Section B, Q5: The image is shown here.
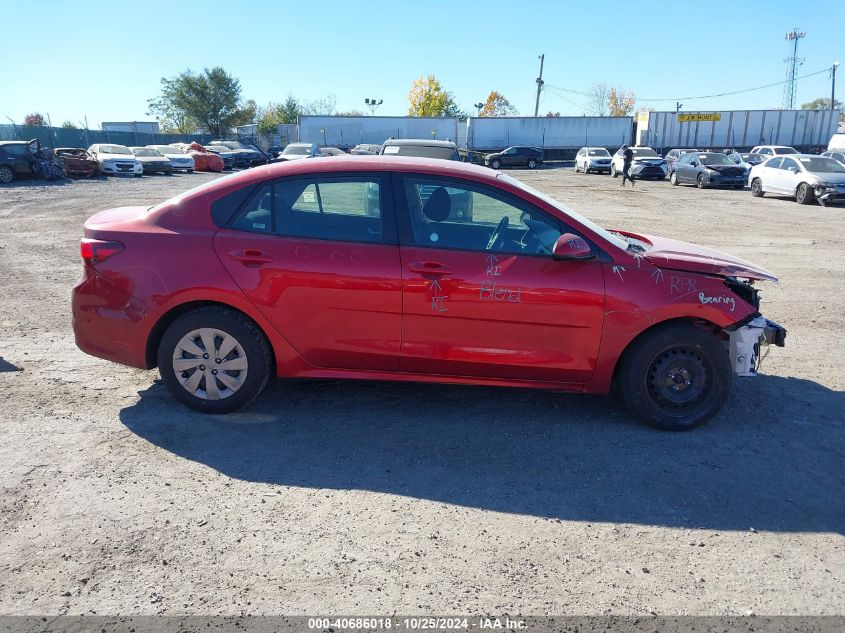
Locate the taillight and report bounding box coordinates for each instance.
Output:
[80,238,124,264]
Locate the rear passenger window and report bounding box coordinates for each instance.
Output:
[231,184,273,232]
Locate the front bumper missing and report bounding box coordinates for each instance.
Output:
[728,316,786,376]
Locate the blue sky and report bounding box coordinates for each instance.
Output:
[3,0,843,127]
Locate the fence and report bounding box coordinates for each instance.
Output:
[0,124,221,149]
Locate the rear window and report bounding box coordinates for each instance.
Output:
[382,144,458,160]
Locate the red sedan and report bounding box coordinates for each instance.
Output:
[72,157,785,430]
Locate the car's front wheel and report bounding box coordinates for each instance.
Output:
[157,307,272,413]
[670,171,679,186]
[527,159,537,169]
[0,166,14,184]
[610,164,618,178]
[616,323,732,431]
[697,174,707,189]
[490,159,501,170]
[796,182,815,205]
[751,178,764,197]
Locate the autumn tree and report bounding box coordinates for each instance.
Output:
[586,83,610,116]
[408,75,463,117]
[608,88,636,116]
[147,67,254,137]
[24,113,45,126]
[479,91,517,117]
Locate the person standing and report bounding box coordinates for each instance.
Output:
[620,145,635,187]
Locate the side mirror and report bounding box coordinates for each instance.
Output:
[553,233,594,261]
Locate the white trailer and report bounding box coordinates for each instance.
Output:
[466,116,633,152]
[298,116,462,148]
[638,109,842,152]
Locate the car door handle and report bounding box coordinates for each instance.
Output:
[408,261,452,276]
[229,249,273,265]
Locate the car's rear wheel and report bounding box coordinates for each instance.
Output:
[796,182,815,205]
[157,307,272,413]
[617,323,732,431]
[751,178,764,197]
[670,172,679,186]
[490,159,501,170]
[0,166,14,184]
[611,164,618,178]
[527,159,537,169]
[697,174,707,189]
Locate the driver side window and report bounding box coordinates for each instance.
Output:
[401,177,563,256]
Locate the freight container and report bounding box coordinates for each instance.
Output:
[298,116,462,148]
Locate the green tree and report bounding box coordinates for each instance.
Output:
[147,67,254,137]
[60,120,78,129]
[479,91,517,117]
[801,97,843,110]
[408,75,463,117]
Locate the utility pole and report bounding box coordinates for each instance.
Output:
[782,28,806,110]
[832,62,840,112]
[534,54,545,117]
[675,102,682,113]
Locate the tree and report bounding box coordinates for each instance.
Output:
[302,95,337,116]
[545,111,561,117]
[337,110,365,117]
[24,113,45,126]
[801,97,843,110]
[586,83,610,116]
[408,75,463,117]
[479,91,517,117]
[147,67,254,137]
[278,94,303,123]
[61,120,78,129]
[608,88,636,116]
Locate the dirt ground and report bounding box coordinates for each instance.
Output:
[0,167,842,617]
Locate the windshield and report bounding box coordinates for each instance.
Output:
[223,141,247,150]
[99,145,132,155]
[773,147,798,155]
[382,144,458,160]
[150,145,184,154]
[496,173,629,251]
[699,153,734,166]
[132,148,162,157]
[283,145,311,155]
[631,148,658,157]
[798,156,845,173]
[588,148,610,157]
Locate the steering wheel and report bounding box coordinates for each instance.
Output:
[485,216,509,251]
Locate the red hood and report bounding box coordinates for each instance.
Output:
[616,231,778,282]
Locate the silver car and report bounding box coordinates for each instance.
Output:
[749,154,845,205]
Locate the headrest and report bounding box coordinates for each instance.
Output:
[422,187,451,222]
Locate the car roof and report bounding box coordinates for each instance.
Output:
[382,139,457,148]
[0,141,29,146]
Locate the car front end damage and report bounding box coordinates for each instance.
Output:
[812,181,845,205]
[723,278,786,376]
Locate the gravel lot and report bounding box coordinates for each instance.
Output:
[0,168,842,617]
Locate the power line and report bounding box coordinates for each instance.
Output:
[544,66,831,104]
[543,85,586,110]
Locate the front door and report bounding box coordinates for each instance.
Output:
[395,175,605,383]
[214,173,402,371]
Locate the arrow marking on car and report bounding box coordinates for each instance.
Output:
[612,265,625,281]
[652,268,664,284]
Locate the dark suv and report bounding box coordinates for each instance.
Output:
[0,139,64,183]
[484,146,543,170]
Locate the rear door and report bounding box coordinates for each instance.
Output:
[214,173,403,371]
[394,174,605,383]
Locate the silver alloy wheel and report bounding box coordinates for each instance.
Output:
[0,167,13,183]
[172,328,248,400]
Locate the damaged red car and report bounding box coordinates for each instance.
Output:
[54,148,99,178]
[72,157,786,430]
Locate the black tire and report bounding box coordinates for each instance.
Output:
[670,171,679,186]
[575,161,581,173]
[0,165,15,184]
[697,174,707,189]
[751,178,764,197]
[616,323,732,431]
[187,169,194,174]
[490,159,501,170]
[611,164,618,178]
[796,182,815,205]
[527,158,537,169]
[157,307,272,414]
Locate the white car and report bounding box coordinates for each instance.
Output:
[273,142,322,162]
[146,145,195,172]
[826,133,845,152]
[87,144,143,176]
[821,150,845,166]
[574,147,612,174]
[749,154,845,205]
[749,145,798,157]
[610,146,668,180]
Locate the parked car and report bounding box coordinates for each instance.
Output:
[663,149,699,174]
[610,147,668,180]
[146,145,195,173]
[670,152,747,189]
[727,152,767,171]
[88,144,143,176]
[202,145,236,170]
[72,156,785,430]
[272,142,322,162]
[380,139,460,161]
[208,141,266,167]
[749,145,798,157]
[320,147,347,157]
[0,139,66,183]
[350,143,382,155]
[130,147,173,175]
[484,146,543,170]
[827,133,845,152]
[820,150,845,165]
[53,147,99,178]
[749,154,845,205]
[574,147,612,174]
